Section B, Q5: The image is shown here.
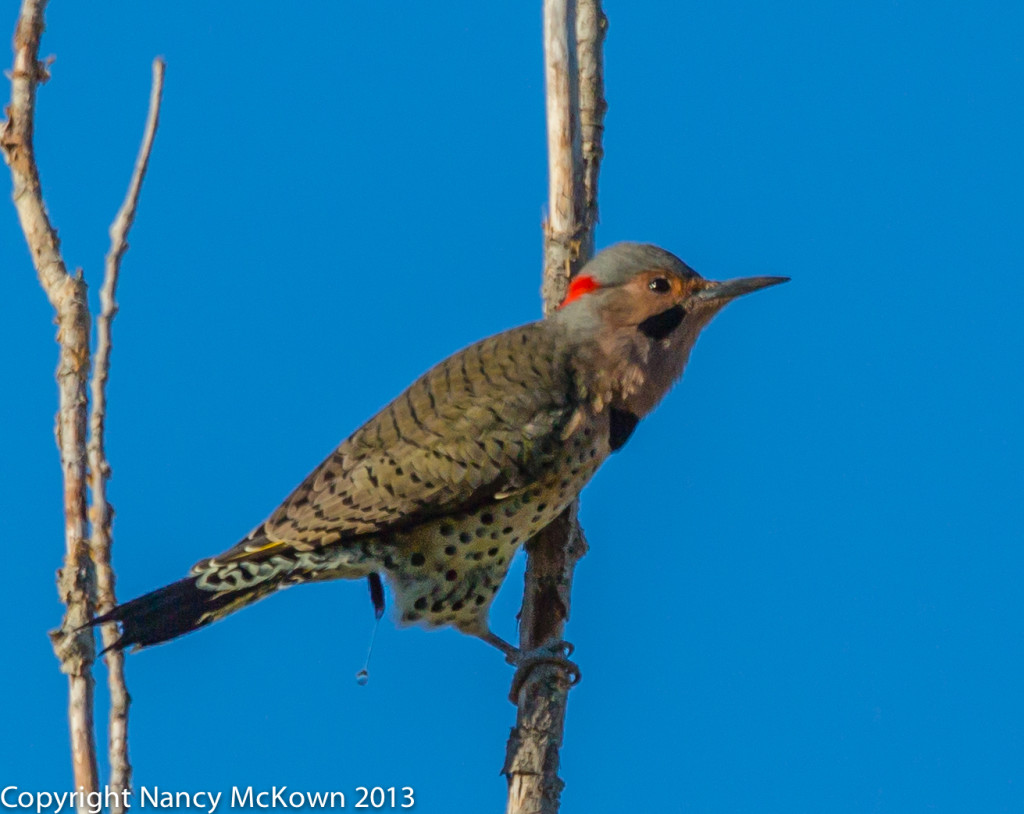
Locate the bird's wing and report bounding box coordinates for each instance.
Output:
[212,322,580,561]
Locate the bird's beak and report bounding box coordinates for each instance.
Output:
[696,276,790,303]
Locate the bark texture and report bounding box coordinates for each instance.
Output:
[504,2,607,812]
[3,0,99,797]
[3,3,164,805]
[89,58,165,812]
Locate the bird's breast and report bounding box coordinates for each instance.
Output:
[382,413,612,632]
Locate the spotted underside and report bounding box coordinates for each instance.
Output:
[383,419,606,631]
[186,322,613,634]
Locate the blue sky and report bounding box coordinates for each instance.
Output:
[3,2,1023,812]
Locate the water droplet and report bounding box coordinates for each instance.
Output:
[355,669,369,686]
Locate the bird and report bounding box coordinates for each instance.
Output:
[91,243,786,675]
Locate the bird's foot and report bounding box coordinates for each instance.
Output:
[507,639,581,703]
[473,630,581,702]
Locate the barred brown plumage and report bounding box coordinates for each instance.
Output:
[90,243,787,673]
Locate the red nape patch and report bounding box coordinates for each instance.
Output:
[558,275,601,309]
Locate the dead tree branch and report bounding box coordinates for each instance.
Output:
[3,1,164,801]
[538,0,584,316]
[504,2,607,812]
[2,0,99,796]
[89,57,165,813]
[575,0,607,262]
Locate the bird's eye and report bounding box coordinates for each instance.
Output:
[648,277,671,294]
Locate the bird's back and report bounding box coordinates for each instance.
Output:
[189,319,610,633]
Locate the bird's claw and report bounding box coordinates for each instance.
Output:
[507,639,581,703]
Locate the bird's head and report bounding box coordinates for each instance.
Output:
[554,242,788,416]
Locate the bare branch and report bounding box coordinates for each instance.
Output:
[3,0,99,797]
[539,0,584,314]
[3,0,67,298]
[504,510,588,814]
[100,57,164,306]
[89,57,165,813]
[505,2,606,812]
[575,0,607,261]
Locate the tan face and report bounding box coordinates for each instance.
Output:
[630,268,697,299]
[599,267,713,332]
[583,267,729,418]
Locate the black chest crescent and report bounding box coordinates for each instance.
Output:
[609,408,640,452]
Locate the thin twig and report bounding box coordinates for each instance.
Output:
[2,0,100,799]
[504,2,607,812]
[89,57,165,814]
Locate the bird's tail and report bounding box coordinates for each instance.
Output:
[90,573,284,653]
[90,528,297,652]
[89,527,378,652]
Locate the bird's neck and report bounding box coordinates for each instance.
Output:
[579,325,699,419]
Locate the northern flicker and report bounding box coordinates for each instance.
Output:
[92,243,786,668]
